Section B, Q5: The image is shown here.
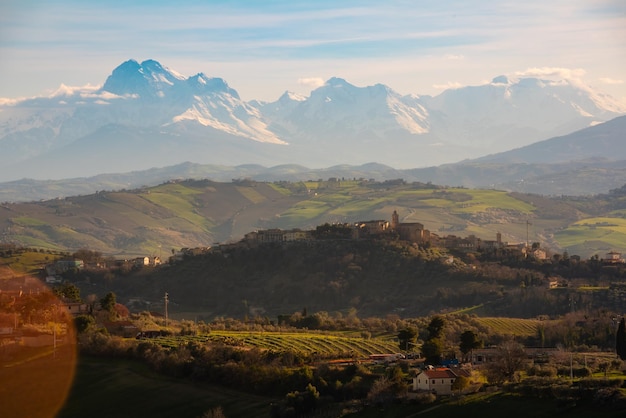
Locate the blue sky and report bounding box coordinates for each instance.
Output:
[1,0,625,102]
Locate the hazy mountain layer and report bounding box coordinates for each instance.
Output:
[1,116,625,202]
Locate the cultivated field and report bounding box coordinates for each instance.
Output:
[150,330,400,359]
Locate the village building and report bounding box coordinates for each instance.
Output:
[245,228,313,244]
[226,210,543,262]
[604,251,625,264]
[391,210,431,244]
[412,367,467,395]
[283,228,312,242]
[529,247,548,260]
[353,220,391,238]
[480,232,503,250]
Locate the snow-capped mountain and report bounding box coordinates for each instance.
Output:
[0,59,624,181]
[422,75,626,152]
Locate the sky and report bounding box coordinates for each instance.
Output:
[1,0,625,103]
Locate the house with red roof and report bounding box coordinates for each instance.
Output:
[412,367,460,395]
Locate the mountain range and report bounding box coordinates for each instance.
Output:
[1,115,625,203]
[1,59,625,184]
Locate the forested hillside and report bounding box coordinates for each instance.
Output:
[82,239,626,319]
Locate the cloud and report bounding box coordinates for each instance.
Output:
[432,81,463,91]
[444,54,464,60]
[49,83,100,97]
[514,67,586,80]
[298,77,325,90]
[0,98,19,106]
[0,83,137,106]
[599,77,624,85]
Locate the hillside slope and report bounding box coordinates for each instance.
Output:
[1,179,624,258]
[99,239,626,319]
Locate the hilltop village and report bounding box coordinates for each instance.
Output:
[207,210,548,261]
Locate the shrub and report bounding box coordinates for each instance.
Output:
[415,392,436,404]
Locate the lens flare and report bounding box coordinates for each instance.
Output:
[0,271,77,418]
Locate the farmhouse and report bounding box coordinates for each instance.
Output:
[412,367,459,395]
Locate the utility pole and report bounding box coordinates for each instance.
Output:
[164,292,169,327]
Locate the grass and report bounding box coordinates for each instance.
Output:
[555,217,626,250]
[235,185,268,204]
[280,200,331,223]
[12,216,49,227]
[57,356,274,418]
[347,391,626,418]
[142,192,213,230]
[329,198,388,217]
[393,189,535,214]
[267,183,292,195]
[0,249,59,275]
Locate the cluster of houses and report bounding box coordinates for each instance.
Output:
[45,256,162,284]
[239,210,541,256]
[207,210,626,266]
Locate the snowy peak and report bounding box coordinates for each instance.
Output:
[187,74,239,98]
[325,77,351,88]
[269,76,429,137]
[102,59,185,98]
[491,75,510,84]
[278,91,306,103]
[101,59,244,102]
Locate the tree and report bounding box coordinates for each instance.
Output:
[459,330,483,362]
[451,375,469,395]
[100,292,116,313]
[616,317,626,360]
[397,327,418,351]
[285,383,319,415]
[74,315,95,333]
[421,338,444,365]
[427,315,446,339]
[53,283,81,303]
[484,339,527,383]
[198,406,225,418]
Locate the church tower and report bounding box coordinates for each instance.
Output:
[391,210,399,230]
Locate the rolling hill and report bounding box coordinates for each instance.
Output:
[1,178,624,259]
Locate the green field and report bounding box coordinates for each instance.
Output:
[555,216,626,255]
[347,391,626,418]
[58,356,274,418]
[59,357,626,418]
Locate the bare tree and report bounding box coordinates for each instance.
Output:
[484,339,527,384]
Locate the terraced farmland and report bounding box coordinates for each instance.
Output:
[151,331,399,358]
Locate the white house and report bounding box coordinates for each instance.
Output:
[412,368,458,395]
